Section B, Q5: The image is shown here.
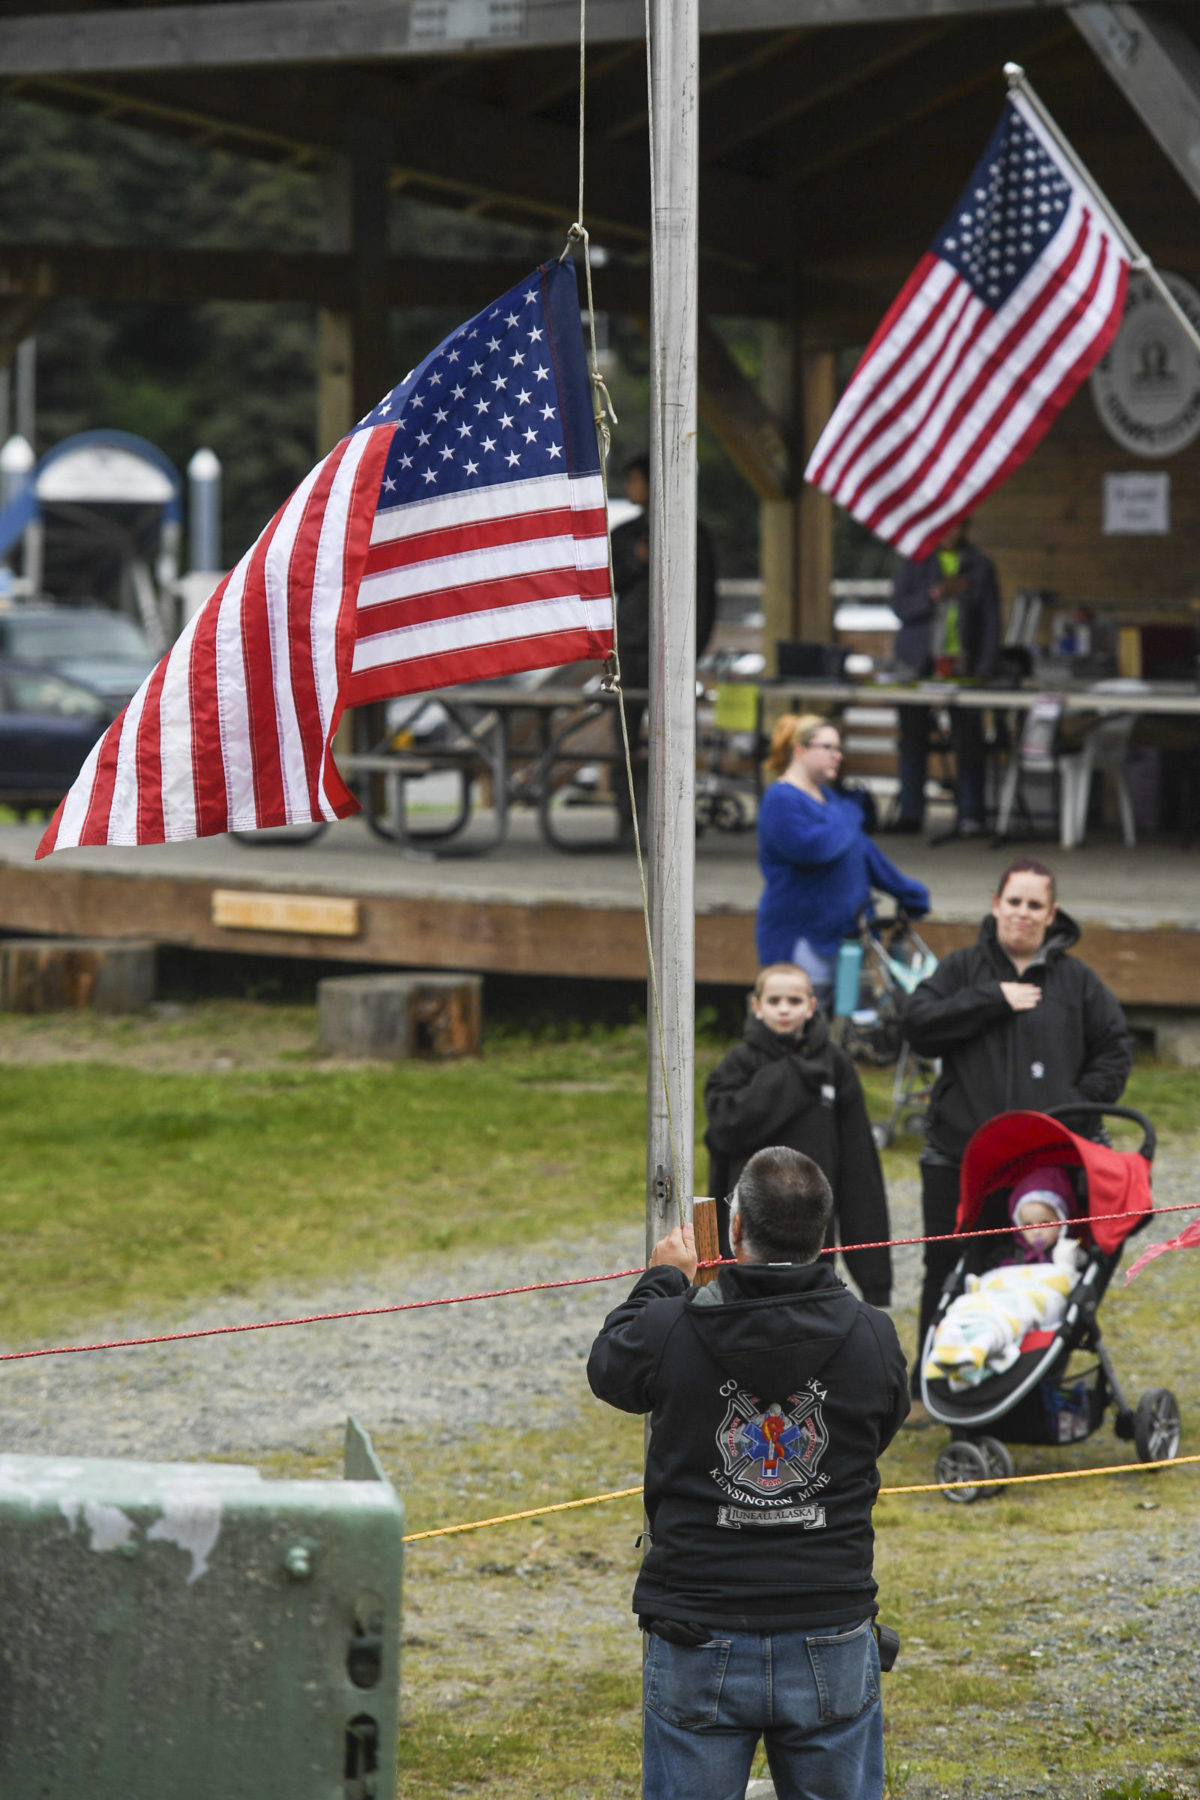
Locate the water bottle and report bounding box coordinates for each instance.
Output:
[833,940,863,1018]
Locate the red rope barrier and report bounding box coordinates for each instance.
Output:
[1,1202,1195,1366]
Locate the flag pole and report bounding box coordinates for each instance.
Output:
[645,0,698,1255]
[1005,61,1200,360]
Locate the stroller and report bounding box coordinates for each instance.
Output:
[920,1104,1182,1503]
[833,909,939,1149]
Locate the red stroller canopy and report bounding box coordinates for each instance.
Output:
[958,1111,1152,1255]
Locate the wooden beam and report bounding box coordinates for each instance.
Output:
[797,349,835,640]
[1071,1,1200,208]
[767,16,1073,184]
[0,857,1190,1004]
[700,20,953,162]
[0,241,338,306]
[347,112,393,420]
[317,154,354,456]
[381,79,788,268]
[758,319,801,668]
[0,0,1078,78]
[0,857,756,984]
[697,319,791,501]
[0,240,782,318]
[717,0,1068,22]
[14,59,786,269]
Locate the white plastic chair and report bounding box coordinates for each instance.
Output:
[995,698,1136,848]
[1057,714,1136,849]
[995,694,1067,841]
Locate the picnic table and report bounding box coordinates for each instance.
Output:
[234,681,646,857]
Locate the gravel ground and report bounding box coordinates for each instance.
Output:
[2,1155,1197,1799]
[3,1157,1192,1462]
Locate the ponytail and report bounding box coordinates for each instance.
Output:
[762,712,830,781]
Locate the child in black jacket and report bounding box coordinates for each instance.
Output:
[704,962,892,1306]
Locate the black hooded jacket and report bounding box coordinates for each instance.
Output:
[588,1261,908,1628]
[704,1009,892,1305]
[903,907,1132,1163]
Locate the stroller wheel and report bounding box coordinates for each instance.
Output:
[1134,1389,1182,1464]
[935,1440,990,1504]
[975,1436,1015,1490]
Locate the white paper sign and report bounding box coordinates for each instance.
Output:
[1102,472,1171,536]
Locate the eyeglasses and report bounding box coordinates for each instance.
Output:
[808,740,843,754]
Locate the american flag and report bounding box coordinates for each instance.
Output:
[38,259,612,856]
[804,93,1129,560]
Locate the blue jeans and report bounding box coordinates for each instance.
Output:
[642,1617,883,1800]
[790,938,834,1011]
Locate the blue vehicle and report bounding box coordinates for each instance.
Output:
[0,657,112,816]
[0,605,157,710]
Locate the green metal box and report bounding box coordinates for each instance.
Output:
[0,1418,402,1798]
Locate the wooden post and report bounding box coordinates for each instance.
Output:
[318,973,482,1060]
[346,112,394,422]
[317,155,354,456]
[692,1197,721,1287]
[0,938,156,1014]
[645,0,698,1259]
[316,115,393,449]
[758,320,799,675]
[319,121,393,758]
[797,348,837,643]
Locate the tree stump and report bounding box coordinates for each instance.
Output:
[0,938,157,1015]
[317,972,482,1060]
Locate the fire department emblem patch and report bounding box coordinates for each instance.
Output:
[715,1382,829,1497]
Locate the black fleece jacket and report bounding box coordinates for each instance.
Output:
[903,908,1132,1162]
[588,1261,909,1628]
[704,1010,892,1305]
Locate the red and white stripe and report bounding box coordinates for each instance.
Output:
[346,471,612,703]
[805,102,1129,561]
[39,425,392,854]
[37,442,615,857]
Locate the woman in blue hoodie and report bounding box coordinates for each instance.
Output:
[756,714,930,1005]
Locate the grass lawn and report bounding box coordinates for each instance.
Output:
[3,1004,1199,1796]
[0,1008,657,1342]
[2,1003,1194,1343]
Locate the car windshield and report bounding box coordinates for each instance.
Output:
[5,667,107,720]
[8,613,152,661]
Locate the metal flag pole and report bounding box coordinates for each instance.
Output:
[1005,61,1200,360]
[645,0,698,1256]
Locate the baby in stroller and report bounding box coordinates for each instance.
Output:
[1008,1167,1085,1271]
[920,1105,1179,1496]
[925,1166,1084,1391]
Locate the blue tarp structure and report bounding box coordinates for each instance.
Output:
[0,430,182,558]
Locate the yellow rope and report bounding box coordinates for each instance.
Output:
[878,1451,1200,1497]
[404,1455,1199,1542]
[404,1484,644,1542]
